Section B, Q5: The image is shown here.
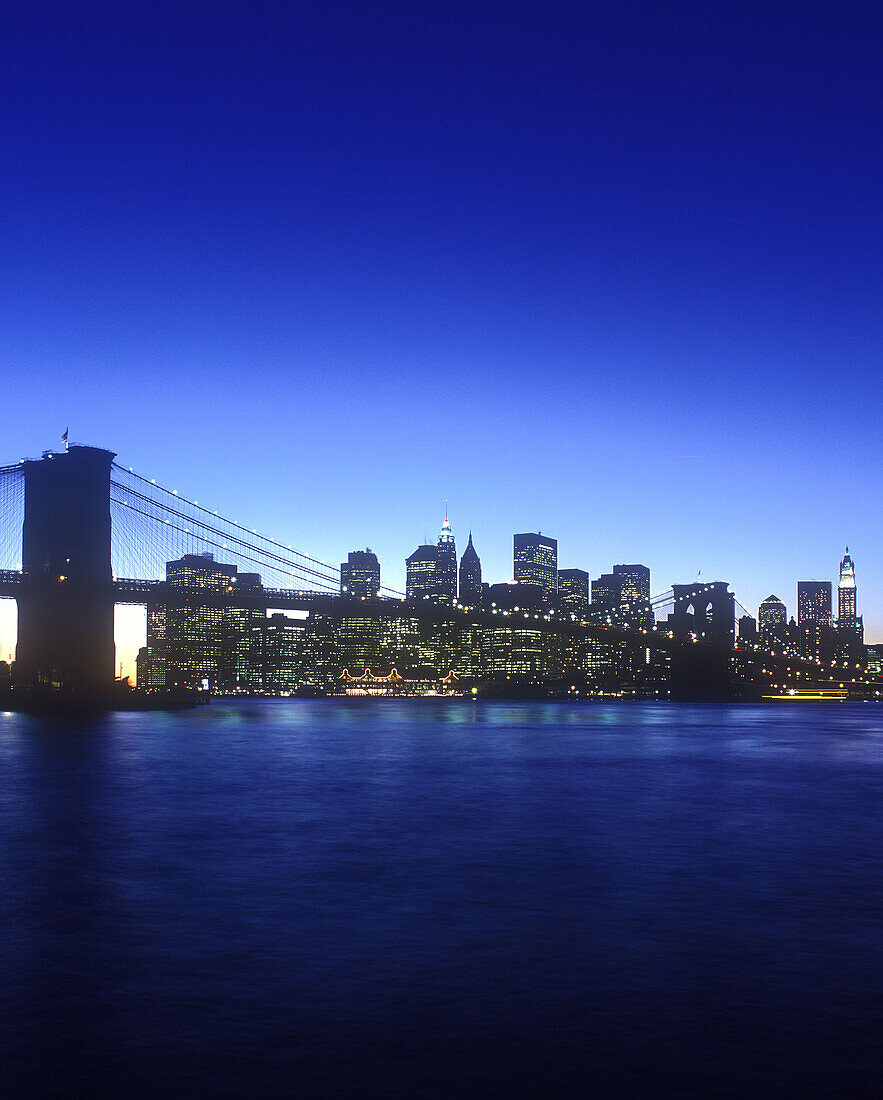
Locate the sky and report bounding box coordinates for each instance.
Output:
[1,1,882,673]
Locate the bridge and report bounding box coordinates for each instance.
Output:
[0,443,880,701]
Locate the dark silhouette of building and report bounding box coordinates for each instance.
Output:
[458,532,482,606]
[15,445,116,693]
[591,572,621,621]
[797,580,833,661]
[737,615,758,644]
[340,549,380,599]
[557,568,589,614]
[514,532,557,602]
[437,509,457,599]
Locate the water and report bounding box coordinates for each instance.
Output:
[1,700,882,1096]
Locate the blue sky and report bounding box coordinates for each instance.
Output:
[2,1,882,669]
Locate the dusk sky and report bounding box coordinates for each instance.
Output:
[2,1,882,670]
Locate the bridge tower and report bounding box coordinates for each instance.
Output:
[15,445,116,693]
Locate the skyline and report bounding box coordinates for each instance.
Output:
[0,443,874,685]
[3,3,882,657]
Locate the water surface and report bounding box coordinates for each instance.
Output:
[1,700,881,1095]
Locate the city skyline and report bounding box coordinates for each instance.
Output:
[3,4,882,657]
[0,465,876,682]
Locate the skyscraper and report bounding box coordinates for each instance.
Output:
[436,508,457,600]
[836,547,864,661]
[797,580,833,661]
[340,549,381,599]
[514,532,557,602]
[837,547,857,624]
[458,532,482,606]
[149,553,264,691]
[613,563,651,627]
[758,594,786,639]
[557,568,589,614]
[591,572,621,621]
[406,544,440,600]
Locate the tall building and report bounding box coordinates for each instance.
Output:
[591,572,621,620]
[557,568,590,614]
[458,532,482,606]
[837,547,857,624]
[758,594,786,638]
[613,563,651,627]
[436,509,457,599]
[341,549,381,599]
[514,532,557,602]
[835,547,864,661]
[406,544,441,600]
[797,580,833,661]
[147,553,264,692]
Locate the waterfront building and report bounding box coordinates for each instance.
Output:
[147,553,264,692]
[335,614,385,674]
[514,532,557,602]
[458,533,482,606]
[340,549,381,599]
[557,568,589,614]
[437,509,457,599]
[260,613,316,693]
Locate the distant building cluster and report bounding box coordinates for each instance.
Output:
[134,520,871,697]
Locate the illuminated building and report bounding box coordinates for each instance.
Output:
[797,580,833,661]
[437,509,457,600]
[835,547,864,661]
[557,569,589,614]
[334,614,384,673]
[458,532,482,606]
[341,549,381,599]
[406,544,441,600]
[838,547,857,620]
[259,613,319,692]
[514,532,557,602]
[613,564,651,627]
[758,595,786,640]
[591,573,621,621]
[147,553,264,692]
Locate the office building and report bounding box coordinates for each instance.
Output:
[436,510,457,599]
[341,549,381,599]
[797,580,833,661]
[147,553,264,692]
[557,569,590,614]
[514,532,557,602]
[613,563,652,627]
[835,547,864,661]
[406,543,441,600]
[458,532,482,606]
[591,572,622,621]
[758,595,786,639]
[837,547,861,634]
